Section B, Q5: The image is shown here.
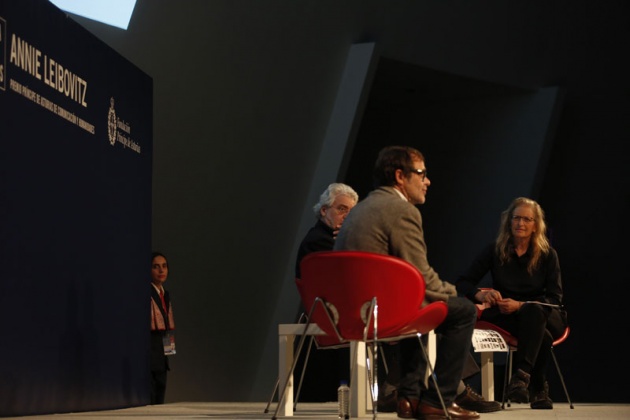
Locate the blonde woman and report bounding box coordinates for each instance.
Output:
[456,197,567,410]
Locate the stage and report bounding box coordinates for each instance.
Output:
[8,402,630,419]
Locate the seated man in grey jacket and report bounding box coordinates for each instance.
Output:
[335,145,486,419]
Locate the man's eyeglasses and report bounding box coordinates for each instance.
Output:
[331,205,351,215]
[512,215,535,224]
[410,168,428,181]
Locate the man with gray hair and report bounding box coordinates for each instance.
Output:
[295,183,358,278]
[292,182,359,402]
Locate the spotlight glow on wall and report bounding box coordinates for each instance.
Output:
[49,0,137,30]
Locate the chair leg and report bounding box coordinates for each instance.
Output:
[359,298,379,420]
[370,301,378,419]
[416,333,450,420]
[550,346,574,409]
[367,341,378,420]
[501,350,512,409]
[378,343,389,376]
[263,377,279,413]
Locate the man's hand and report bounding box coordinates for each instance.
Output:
[475,288,503,306]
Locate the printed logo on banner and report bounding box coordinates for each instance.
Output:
[0,16,6,91]
[108,97,117,145]
[107,96,141,154]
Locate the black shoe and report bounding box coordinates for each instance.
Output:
[506,369,530,403]
[455,385,502,413]
[530,390,553,409]
[530,382,553,409]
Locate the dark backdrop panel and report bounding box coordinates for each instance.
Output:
[538,93,630,403]
[0,0,152,416]
[344,66,561,283]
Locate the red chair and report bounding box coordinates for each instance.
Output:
[271,250,449,420]
[474,319,574,409]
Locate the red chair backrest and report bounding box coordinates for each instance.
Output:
[553,326,570,346]
[297,250,427,341]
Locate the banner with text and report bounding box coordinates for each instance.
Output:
[0,0,152,416]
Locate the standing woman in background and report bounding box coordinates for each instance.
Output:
[150,252,176,404]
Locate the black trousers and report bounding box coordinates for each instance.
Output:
[150,370,167,404]
[479,303,567,392]
[398,296,477,407]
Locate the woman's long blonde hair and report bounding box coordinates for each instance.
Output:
[495,197,550,275]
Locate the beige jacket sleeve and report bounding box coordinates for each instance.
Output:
[390,201,457,302]
[335,187,456,303]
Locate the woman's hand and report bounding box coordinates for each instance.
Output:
[497,298,522,314]
[475,289,503,306]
